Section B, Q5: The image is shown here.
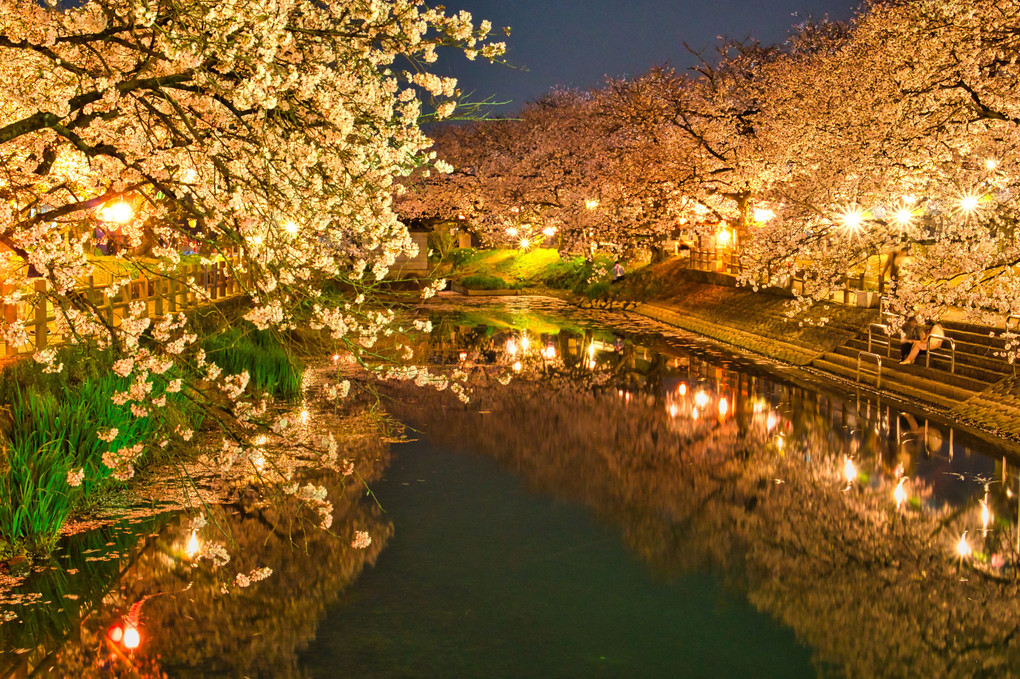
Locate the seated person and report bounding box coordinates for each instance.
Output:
[899,317,921,360]
[900,321,945,365]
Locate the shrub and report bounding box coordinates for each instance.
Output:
[460,274,509,290]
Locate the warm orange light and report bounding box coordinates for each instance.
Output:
[843,457,857,484]
[892,207,914,227]
[542,226,557,237]
[585,199,599,210]
[838,206,866,233]
[122,626,141,650]
[958,193,980,213]
[894,478,907,509]
[185,530,200,558]
[108,625,124,643]
[100,201,133,223]
[718,397,729,417]
[507,226,518,237]
[753,207,775,223]
[956,532,972,559]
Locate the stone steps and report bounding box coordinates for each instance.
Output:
[812,350,980,410]
[839,339,1009,386]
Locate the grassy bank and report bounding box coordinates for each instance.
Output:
[441,248,617,297]
[0,327,304,555]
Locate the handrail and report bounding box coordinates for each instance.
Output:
[1007,314,1020,334]
[857,351,882,389]
[925,335,956,374]
[868,323,892,357]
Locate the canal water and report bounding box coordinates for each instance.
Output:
[3,297,1020,677]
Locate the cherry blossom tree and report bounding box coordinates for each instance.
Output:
[0,0,502,519]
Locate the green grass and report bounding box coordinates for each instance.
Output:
[0,360,198,550]
[202,328,304,400]
[445,248,613,292]
[460,274,509,290]
[0,326,301,551]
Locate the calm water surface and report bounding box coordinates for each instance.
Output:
[3,297,1020,678]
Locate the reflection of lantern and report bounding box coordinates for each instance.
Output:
[718,397,729,417]
[894,478,907,510]
[678,383,687,396]
[185,530,200,558]
[956,532,972,559]
[843,457,857,485]
[694,391,709,408]
[123,626,141,649]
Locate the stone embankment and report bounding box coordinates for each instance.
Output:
[621,265,1020,442]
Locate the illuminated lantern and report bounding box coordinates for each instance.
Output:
[123,626,141,650]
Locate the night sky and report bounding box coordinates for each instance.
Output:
[435,0,862,114]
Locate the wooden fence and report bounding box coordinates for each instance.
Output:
[1,259,246,357]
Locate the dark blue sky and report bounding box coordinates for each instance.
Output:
[436,0,862,113]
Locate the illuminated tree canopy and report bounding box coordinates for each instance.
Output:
[404,0,1020,329]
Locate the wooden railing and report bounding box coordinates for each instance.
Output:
[2,258,247,356]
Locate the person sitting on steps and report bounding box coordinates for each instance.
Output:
[900,320,945,365]
[899,317,921,360]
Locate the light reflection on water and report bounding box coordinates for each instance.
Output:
[4,297,1020,677]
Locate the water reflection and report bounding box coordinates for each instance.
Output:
[381,299,1020,677]
[0,403,393,678]
[5,298,1020,677]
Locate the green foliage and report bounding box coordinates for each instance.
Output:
[446,247,480,267]
[460,274,509,290]
[583,281,611,299]
[0,356,197,549]
[203,328,304,400]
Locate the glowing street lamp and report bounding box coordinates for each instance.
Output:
[100,200,134,223]
[694,390,709,408]
[985,158,998,171]
[753,207,775,224]
[838,206,866,234]
[284,221,299,235]
[892,207,914,228]
[717,227,732,247]
[520,237,531,250]
[542,226,557,237]
[585,199,599,210]
[958,193,981,214]
[507,226,519,238]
